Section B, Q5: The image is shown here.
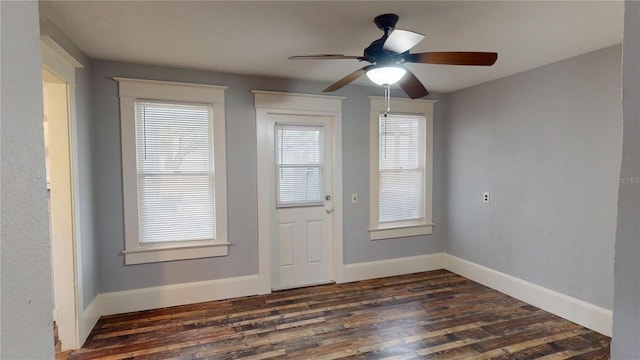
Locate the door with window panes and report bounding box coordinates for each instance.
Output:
[273,114,333,289]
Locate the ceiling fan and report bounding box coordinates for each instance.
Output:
[289,13,498,99]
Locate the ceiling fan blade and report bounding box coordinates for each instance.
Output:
[323,66,370,92]
[383,30,426,54]
[398,68,429,99]
[289,54,362,60]
[404,52,498,66]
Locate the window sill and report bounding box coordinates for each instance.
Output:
[123,242,229,265]
[369,223,434,240]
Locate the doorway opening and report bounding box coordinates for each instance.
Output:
[43,67,78,352]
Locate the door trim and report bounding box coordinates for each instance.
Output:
[254,91,344,292]
[41,38,83,350]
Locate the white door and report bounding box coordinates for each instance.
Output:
[272,114,333,289]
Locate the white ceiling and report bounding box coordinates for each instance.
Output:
[39,1,624,94]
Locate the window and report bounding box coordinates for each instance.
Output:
[117,78,229,264]
[275,124,324,208]
[378,113,425,223]
[369,97,435,240]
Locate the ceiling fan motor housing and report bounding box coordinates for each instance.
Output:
[364,14,401,64]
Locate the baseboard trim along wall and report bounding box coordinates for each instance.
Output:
[77,273,267,345]
[79,252,611,344]
[341,253,446,283]
[97,274,267,317]
[444,254,613,336]
[78,296,101,346]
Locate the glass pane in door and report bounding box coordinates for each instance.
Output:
[275,124,324,208]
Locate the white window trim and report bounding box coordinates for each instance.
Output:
[116,78,229,264]
[369,96,436,240]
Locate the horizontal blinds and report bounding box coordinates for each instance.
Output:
[379,113,426,223]
[136,101,215,243]
[275,124,324,207]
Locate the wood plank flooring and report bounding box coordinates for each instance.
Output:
[66,270,610,359]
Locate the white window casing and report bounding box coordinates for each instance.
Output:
[369,96,436,240]
[117,78,229,264]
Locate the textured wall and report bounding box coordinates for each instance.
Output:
[91,60,446,292]
[446,45,623,309]
[75,58,98,310]
[612,1,640,357]
[0,1,55,358]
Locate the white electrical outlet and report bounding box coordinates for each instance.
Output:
[351,193,359,204]
[483,192,490,204]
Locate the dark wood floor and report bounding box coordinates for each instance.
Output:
[66,270,610,359]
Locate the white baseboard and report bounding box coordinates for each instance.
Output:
[444,254,613,336]
[96,274,268,316]
[78,295,101,347]
[341,253,445,283]
[76,253,611,344]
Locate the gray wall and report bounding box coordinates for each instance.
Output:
[92,60,446,292]
[0,1,54,358]
[446,45,623,309]
[612,1,640,357]
[75,54,98,311]
[39,18,98,312]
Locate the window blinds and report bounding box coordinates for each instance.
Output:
[135,101,215,243]
[275,124,324,208]
[378,113,426,223]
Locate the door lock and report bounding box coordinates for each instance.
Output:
[325,195,331,201]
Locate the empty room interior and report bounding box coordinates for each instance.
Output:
[1,1,639,359]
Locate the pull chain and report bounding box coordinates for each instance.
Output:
[383,84,391,159]
[384,84,391,115]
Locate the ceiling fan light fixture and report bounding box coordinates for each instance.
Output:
[366,66,406,86]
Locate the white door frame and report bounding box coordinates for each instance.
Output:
[41,37,83,350]
[254,91,344,292]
